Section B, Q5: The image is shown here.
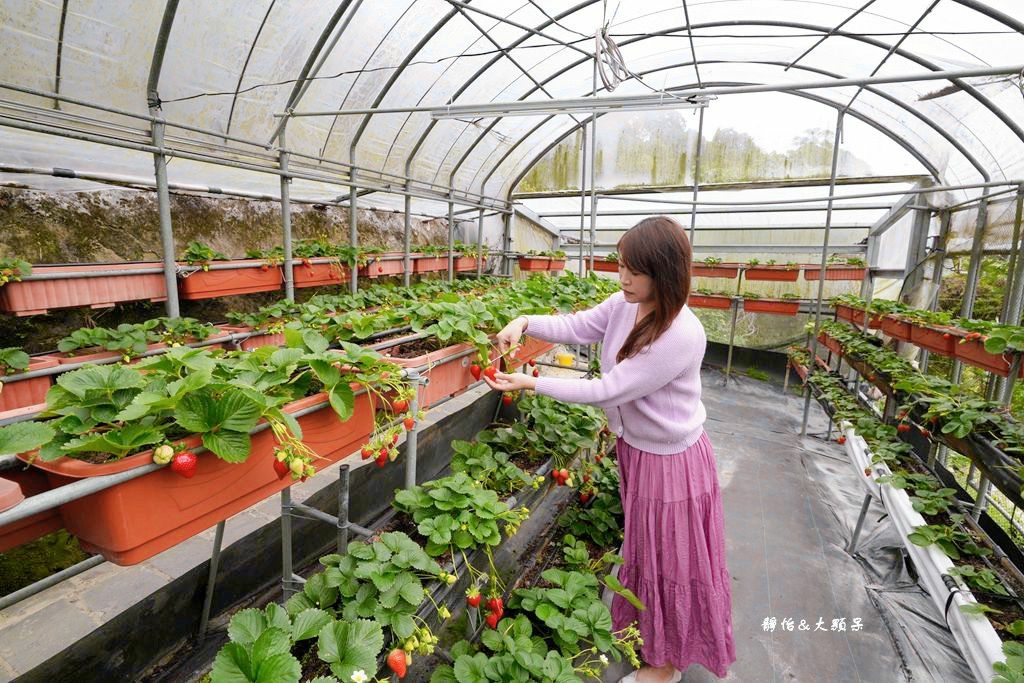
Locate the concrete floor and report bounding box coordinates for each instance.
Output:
[601,367,972,683]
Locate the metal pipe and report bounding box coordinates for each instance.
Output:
[403,190,412,288]
[405,371,421,491]
[150,118,179,319]
[198,520,225,636]
[349,181,358,295]
[291,502,341,527]
[338,464,350,553]
[847,492,874,554]
[281,487,295,597]
[540,205,895,217]
[476,209,484,278]
[279,128,295,302]
[1004,188,1024,325]
[806,111,844,362]
[578,124,587,276]
[447,192,455,283]
[0,554,104,611]
[952,193,991,387]
[689,106,705,245]
[723,298,740,387]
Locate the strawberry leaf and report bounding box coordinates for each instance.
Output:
[211,642,254,683]
[0,421,54,456]
[317,618,384,683]
[253,652,300,683]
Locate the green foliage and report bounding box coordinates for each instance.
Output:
[57,320,161,358]
[907,518,993,560]
[181,241,228,267]
[0,347,30,373]
[0,257,31,286]
[430,620,581,683]
[449,439,533,495]
[947,564,1009,596]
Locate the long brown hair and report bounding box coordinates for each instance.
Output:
[615,216,692,362]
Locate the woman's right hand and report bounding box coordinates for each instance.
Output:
[496,316,528,354]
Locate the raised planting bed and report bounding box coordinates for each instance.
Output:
[952,335,1024,378]
[742,297,800,315]
[586,260,619,273]
[0,466,64,552]
[382,336,497,408]
[0,356,59,413]
[689,294,733,310]
[803,265,867,281]
[691,263,741,278]
[909,322,957,355]
[16,391,375,565]
[412,255,448,273]
[453,255,482,272]
[881,313,913,341]
[518,257,565,272]
[0,263,168,316]
[743,265,800,282]
[817,330,843,357]
[835,303,883,329]
[504,336,556,371]
[291,258,350,288]
[361,252,406,278]
[177,259,282,299]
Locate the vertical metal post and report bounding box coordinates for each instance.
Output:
[198,521,225,636]
[404,373,421,490]
[447,191,455,282]
[1002,188,1024,324]
[151,119,180,319]
[902,200,932,294]
[921,210,951,375]
[578,125,588,276]
[1001,187,1024,321]
[279,127,295,302]
[801,111,844,437]
[724,297,739,387]
[689,107,705,246]
[847,493,873,554]
[337,464,350,554]
[349,178,358,295]
[476,209,484,278]
[952,194,990,386]
[281,488,295,597]
[588,109,598,272]
[403,189,412,287]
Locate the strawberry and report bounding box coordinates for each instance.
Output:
[392,399,409,413]
[273,459,289,479]
[375,452,387,468]
[864,467,872,476]
[289,458,305,477]
[486,597,503,612]
[501,394,513,406]
[579,492,591,503]
[378,264,385,273]
[836,435,846,444]
[551,470,561,482]
[361,447,374,460]
[595,454,603,463]
[170,451,198,479]
[897,423,911,433]
[470,364,482,380]
[152,444,174,466]
[484,612,500,629]
[528,359,536,367]
[380,447,390,460]
[919,428,931,438]
[532,369,540,377]
[466,589,481,608]
[484,366,497,381]
[392,433,400,445]
[404,417,416,431]
[583,474,591,483]
[386,649,408,678]
[559,468,569,481]
[942,333,952,339]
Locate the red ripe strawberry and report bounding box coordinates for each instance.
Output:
[470,364,482,380]
[942,333,952,339]
[919,428,931,438]
[559,468,569,481]
[380,447,390,459]
[837,436,846,445]
[532,369,540,377]
[579,492,591,503]
[377,264,385,273]
[864,467,872,476]
[897,423,911,433]
[466,590,481,608]
[486,596,503,612]
[375,452,387,468]
[897,410,908,420]
[595,454,603,463]
[501,394,513,406]
[386,649,408,678]
[403,417,416,431]
[485,611,500,629]
[484,366,497,381]
[583,474,591,483]
[392,399,409,413]
[528,359,536,367]
[392,433,400,445]
[551,470,561,482]
[361,447,374,460]
[273,459,289,479]
[171,451,198,479]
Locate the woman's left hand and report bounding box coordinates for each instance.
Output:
[483,370,537,393]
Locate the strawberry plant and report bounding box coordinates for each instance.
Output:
[993,641,1024,683]
[57,320,161,359]
[0,346,30,374]
[156,317,220,345]
[449,439,534,495]
[0,257,32,286]
[181,241,228,269]
[907,517,993,560]
[429,621,584,683]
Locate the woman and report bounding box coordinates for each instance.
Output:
[485,216,736,682]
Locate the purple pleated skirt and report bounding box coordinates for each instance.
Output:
[610,432,737,678]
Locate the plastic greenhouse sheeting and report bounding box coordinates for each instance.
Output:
[0,0,1022,218]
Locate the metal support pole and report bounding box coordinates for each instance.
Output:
[847,492,873,553]
[198,520,225,637]
[476,209,484,278]
[0,554,104,611]
[724,298,739,387]
[404,371,422,490]
[578,124,588,276]
[150,118,180,319]
[952,194,991,386]
[279,127,295,302]
[588,114,598,272]
[281,487,296,597]
[800,386,814,437]
[349,179,358,295]
[447,191,455,282]
[689,106,705,246]
[338,464,350,553]
[1002,188,1024,325]
[403,189,413,287]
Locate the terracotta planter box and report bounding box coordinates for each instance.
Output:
[742,298,800,316]
[881,314,912,341]
[691,263,741,278]
[0,356,59,413]
[178,260,282,300]
[453,256,482,272]
[548,259,566,271]
[18,391,374,565]
[585,260,618,273]
[909,322,956,356]
[218,325,285,351]
[688,294,733,310]
[0,465,65,552]
[792,362,809,382]
[834,304,882,329]
[954,337,1024,378]
[0,263,168,316]
[412,256,448,273]
[361,253,405,279]
[743,266,800,282]
[803,266,867,281]
[518,257,556,272]
[387,339,498,408]
[292,259,350,288]
[504,337,555,371]
[817,331,843,356]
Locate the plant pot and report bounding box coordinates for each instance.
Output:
[909,322,956,355]
[547,259,566,272]
[792,362,809,382]
[954,337,1024,378]
[177,260,282,300]
[0,466,65,552]
[0,263,168,316]
[412,256,448,273]
[386,340,498,408]
[517,257,553,272]
[0,356,60,412]
[803,266,867,281]
[17,391,375,565]
[453,256,482,272]
[817,331,842,356]
[743,265,799,282]
[691,263,740,278]
[292,259,350,288]
[585,260,618,273]
[743,298,800,315]
[834,304,882,329]
[361,253,406,278]
[688,294,733,310]
[504,337,555,371]
[881,314,912,341]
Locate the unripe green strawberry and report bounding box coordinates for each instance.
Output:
[152,444,174,465]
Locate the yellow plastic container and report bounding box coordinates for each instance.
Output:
[555,351,575,367]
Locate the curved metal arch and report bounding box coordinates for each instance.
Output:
[492,81,943,203]
[469,57,992,199]
[430,18,1022,194]
[224,0,278,139]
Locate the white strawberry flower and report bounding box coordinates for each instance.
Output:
[351,671,368,683]
[599,654,609,665]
